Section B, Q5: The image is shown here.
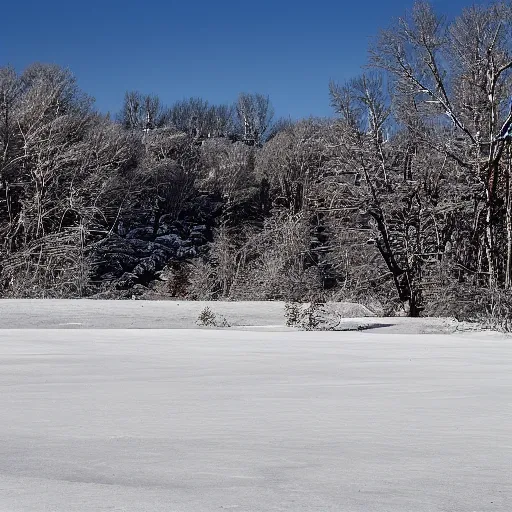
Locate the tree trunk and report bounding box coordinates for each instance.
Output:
[485,205,495,289]
[409,293,422,317]
[506,149,512,289]
[485,161,499,289]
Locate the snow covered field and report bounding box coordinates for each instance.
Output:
[0,301,510,511]
[0,299,466,332]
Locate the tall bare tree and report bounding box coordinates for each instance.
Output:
[235,92,274,146]
[167,98,234,139]
[120,91,165,131]
[370,1,512,288]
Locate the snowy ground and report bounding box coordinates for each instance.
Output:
[0,301,511,511]
[0,299,468,332]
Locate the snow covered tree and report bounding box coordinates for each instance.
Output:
[235,93,274,146]
[120,91,165,131]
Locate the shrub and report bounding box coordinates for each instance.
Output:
[425,285,512,332]
[285,301,334,330]
[196,306,230,328]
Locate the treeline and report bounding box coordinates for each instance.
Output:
[2,1,512,324]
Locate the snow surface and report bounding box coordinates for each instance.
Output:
[0,313,511,511]
[0,299,467,332]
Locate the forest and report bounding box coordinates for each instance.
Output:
[2,1,512,326]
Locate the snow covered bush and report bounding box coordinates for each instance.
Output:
[196,307,230,328]
[285,301,376,330]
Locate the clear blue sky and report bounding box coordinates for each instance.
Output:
[0,0,492,120]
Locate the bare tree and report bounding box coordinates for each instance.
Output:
[370,1,512,288]
[235,92,274,146]
[167,98,233,139]
[0,67,21,183]
[134,130,200,233]
[0,64,137,297]
[257,118,328,213]
[120,91,165,131]
[201,139,256,202]
[329,72,462,316]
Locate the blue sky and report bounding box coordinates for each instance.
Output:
[0,0,492,120]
